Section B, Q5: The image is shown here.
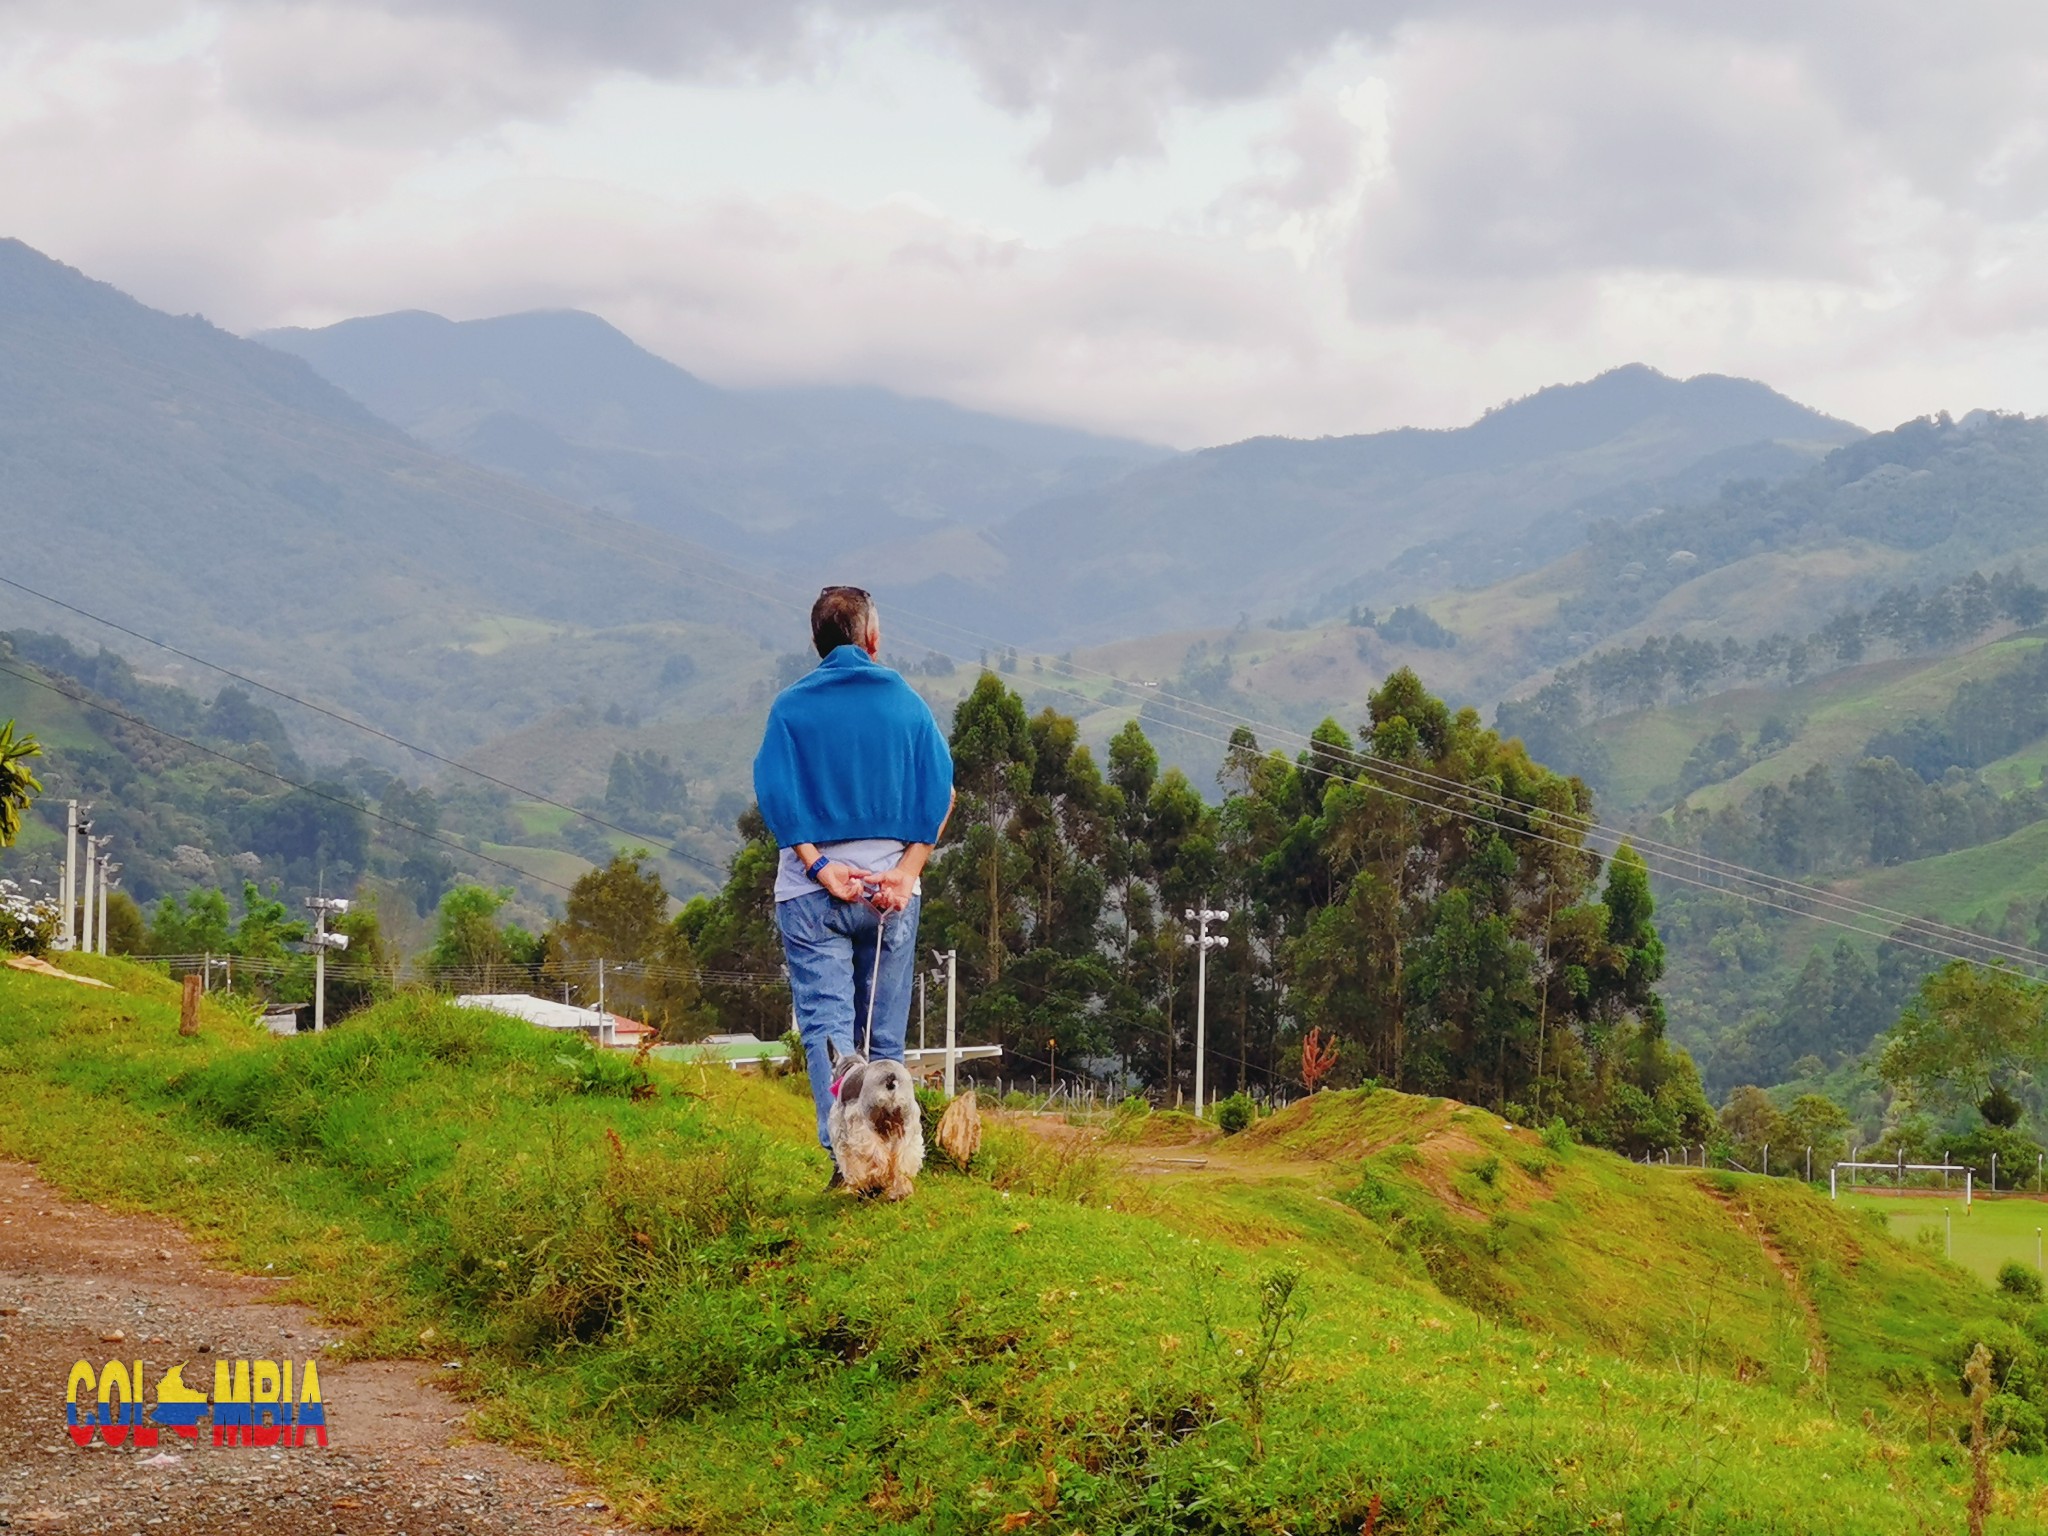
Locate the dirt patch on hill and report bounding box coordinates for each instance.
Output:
[0,1160,617,1535]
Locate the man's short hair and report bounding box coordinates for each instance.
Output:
[812,586,876,657]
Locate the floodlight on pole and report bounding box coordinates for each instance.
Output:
[305,896,352,1033]
[1182,907,1230,1117]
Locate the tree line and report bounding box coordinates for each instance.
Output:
[689,666,1710,1152]
[1497,567,2046,782]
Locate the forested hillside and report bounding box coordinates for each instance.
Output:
[1486,571,2048,1105]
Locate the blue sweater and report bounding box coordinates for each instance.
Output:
[752,647,954,848]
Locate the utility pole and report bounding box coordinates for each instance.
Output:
[98,860,116,955]
[58,801,78,950]
[1182,907,1230,1117]
[304,897,351,1032]
[932,948,958,1095]
[80,837,99,955]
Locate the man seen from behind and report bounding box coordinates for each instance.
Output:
[752,586,954,1188]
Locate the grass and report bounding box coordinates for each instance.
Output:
[477,841,596,891]
[5,957,2048,1531]
[1590,634,2048,812]
[1824,818,2048,938]
[1839,1191,2048,1287]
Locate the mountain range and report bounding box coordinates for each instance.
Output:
[258,309,1172,565]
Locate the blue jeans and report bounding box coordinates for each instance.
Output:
[776,891,922,1148]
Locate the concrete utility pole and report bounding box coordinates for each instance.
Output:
[304,897,351,1032]
[58,801,78,950]
[80,837,99,955]
[932,948,958,1096]
[97,860,116,955]
[1183,906,1230,1117]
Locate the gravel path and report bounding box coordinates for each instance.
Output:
[0,1162,618,1535]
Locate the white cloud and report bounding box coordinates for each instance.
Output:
[9,2,2048,445]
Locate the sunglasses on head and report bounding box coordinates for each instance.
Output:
[819,585,871,601]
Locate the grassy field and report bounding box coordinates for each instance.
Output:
[1590,634,2048,812]
[1822,817,2048,937]
[4,955,2048,1531]
[1839,1192,2048,1287]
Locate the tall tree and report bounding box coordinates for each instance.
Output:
[1880,962,2048,1113]
[426,884,540,991]
[0,719,41,847]
[946,672,1035,985]
[674,806,788,1041]
[547,851,702,1034]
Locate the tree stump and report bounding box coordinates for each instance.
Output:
[179,974,201,1037]
[936,1089,982,1171]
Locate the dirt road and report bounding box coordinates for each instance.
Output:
[0,1162,616,1535]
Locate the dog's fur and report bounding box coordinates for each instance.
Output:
[826,1045,925,1200]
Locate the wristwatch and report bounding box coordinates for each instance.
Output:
[806,854,832,882]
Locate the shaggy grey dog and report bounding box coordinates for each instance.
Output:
[826,1045,925,1201]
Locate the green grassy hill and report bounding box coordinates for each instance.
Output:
[1589,634,2048,812]
[4,955,2043,1532]
[1827,818,2048,941]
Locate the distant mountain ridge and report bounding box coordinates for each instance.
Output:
[258,308,1173,562]
[942,363,1865,644]
[261,301,1866,651]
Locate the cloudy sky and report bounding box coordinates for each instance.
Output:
[7,2,2048,446]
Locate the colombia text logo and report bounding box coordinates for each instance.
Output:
[65,1357,329,1447]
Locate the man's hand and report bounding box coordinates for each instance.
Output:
[866,866,918,913]
[816,862,872,903]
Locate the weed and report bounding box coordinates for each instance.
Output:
[1964,1342,2014,1536]
[975,1122,1109,1205]
[1998,1260,2044,1302]
[1213,1093,1256,1135]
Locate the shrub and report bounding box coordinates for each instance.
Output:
[439,1124,767,1349]
[1999,1262,2045,1303]
[1471,1153,1503,1187]
[1541,1118,1575,1155]
[1988,1391,2048,1456]
[1213,1094,1256,1135]
[974,1122,1109,1205]
[0,878,61,955]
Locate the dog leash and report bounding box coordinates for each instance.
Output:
[860,905,889,1056]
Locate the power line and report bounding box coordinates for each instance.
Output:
[1045,697,2048,979]
[11,506,2039,975]
[0,661,579,899]
[764,548,2048,970]
[938,640,2048,971]
[942,651,2048,974]
[0,574,732,886]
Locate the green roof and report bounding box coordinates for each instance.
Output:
[653,1040,794,1063]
